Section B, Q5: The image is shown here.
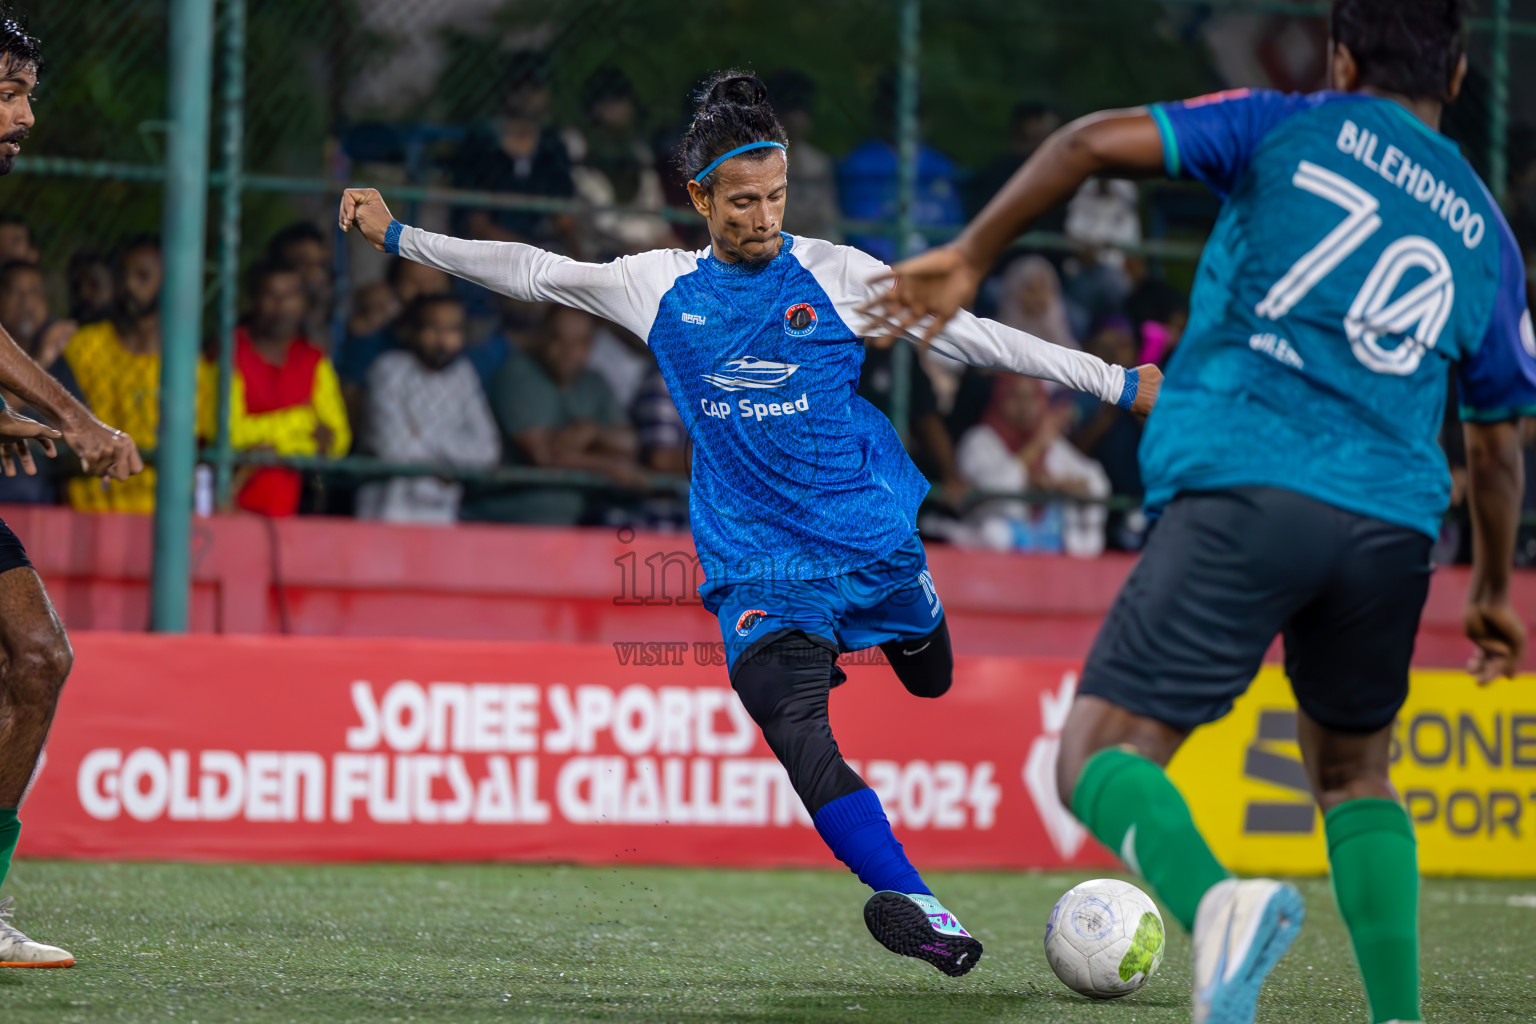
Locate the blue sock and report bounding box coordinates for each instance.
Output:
[812,788,930,895]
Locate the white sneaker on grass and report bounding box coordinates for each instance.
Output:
[1191,878,1303,1023]
[0,896,74,968]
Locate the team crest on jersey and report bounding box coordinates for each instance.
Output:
[783,303,818,337]
[735,609,768,637]
[701,356,800,391]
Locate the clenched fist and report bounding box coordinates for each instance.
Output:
[338,188,397,252]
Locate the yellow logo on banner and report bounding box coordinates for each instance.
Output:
[1167,668,1536,877]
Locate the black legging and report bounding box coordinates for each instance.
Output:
[729,618,953,816]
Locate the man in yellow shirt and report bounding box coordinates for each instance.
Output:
[64,237,163,513]
[198,260,350,515]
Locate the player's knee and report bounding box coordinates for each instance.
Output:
[5,624,72,705]
[881,620,954,699]
[1312,764,1395,814]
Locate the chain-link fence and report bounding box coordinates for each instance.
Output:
[5,0,1536,603]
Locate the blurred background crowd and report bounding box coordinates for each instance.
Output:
[8,0,1536,566]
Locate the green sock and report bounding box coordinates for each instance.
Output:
[1326,798,1420,1024]
[1071,747,1229,932]
[0,808,18,892]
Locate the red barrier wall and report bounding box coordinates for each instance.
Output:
[3,504,1524,665]
[23,633,1115,870]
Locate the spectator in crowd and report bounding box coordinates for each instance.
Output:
[0,261,77,373]
[472,305,642,525]
[338,257,451,393]
[65,236,164,513]
[1061,177,1140,335]
[857,337,964,504]
[451,52,575,250]
[839,71,963,263]
[995,255,1078,349]
[200,260,350,516]
[1124,274,1189,367]
[768,70,842,242]
[0,262,85,504]
[955,374,1109,558]
[0,215,37,265]
[67,250,115,324]
[356,294,500,524]
[267,221,334,345]
[965,102,1063,220]
[565,68,675,258]
[630,367,689,531]
[1070,316,1146,550]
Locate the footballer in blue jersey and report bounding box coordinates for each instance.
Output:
[875,2,1527,1021]
[341,71,1157,978]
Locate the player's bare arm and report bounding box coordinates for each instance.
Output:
[0,322,139,481]
[1462,419,1527,683]
[862,111,1164,343]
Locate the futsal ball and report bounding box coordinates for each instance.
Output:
[1044,878,1165,999]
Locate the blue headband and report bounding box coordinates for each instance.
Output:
[690,141,787,184]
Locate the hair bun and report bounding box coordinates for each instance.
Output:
[704,73,768,111]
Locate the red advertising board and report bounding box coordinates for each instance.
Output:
[20,633,1116,871]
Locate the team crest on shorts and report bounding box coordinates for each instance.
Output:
[735,609,768,636]
[783,303,818,337]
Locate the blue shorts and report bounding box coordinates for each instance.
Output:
[699,533,944,675]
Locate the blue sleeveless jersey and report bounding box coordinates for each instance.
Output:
[1145,89,1536,537]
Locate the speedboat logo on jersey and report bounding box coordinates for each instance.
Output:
[783,303,818,337]
[700,356,800,391]
[735,609,768,637]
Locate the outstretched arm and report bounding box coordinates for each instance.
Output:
[340,188,672,339]
[0,327,140,480]
[862,111,1165,343]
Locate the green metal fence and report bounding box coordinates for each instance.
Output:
[4,0,1534,628]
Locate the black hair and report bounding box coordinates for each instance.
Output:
[113,233,160,271]
[245,257,300,299]
[581,67,634,112]
[0,7,41,78]
[1333,0,1465,101]
[399,292,463,333]
[676,71,789,189]
[0,213,30,241]
[266,221,325,259]
[0,257,38,285]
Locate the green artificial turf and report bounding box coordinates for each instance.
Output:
[2,862,1533,1023]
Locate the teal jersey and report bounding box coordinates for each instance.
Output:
[1144,89,1536,537]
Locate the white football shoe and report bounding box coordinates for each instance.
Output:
[1191,878,1303,1024]
[0,897,75,968]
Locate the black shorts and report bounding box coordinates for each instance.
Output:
[1078,487,1432,734]
[0,516,29,576]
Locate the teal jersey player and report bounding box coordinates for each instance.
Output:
[872,3,1531,1022]
[1143,87,1536,538]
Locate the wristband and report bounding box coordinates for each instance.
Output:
[1116,367,1140,411]
[384,220,404,256]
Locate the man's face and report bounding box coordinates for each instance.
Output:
[117,246,163,321]
[538,307,595,385]
[410,301,466,371]
[0,224,34,264]
[394,260,450,306]
[592,96,634,131]
[1001,376,1049,434]
[0,266,46,341]
[688,153,788,266]
[0,62,36,177]
[252,271,307,340]
[281,237,332,309]
[73,261,113,321]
